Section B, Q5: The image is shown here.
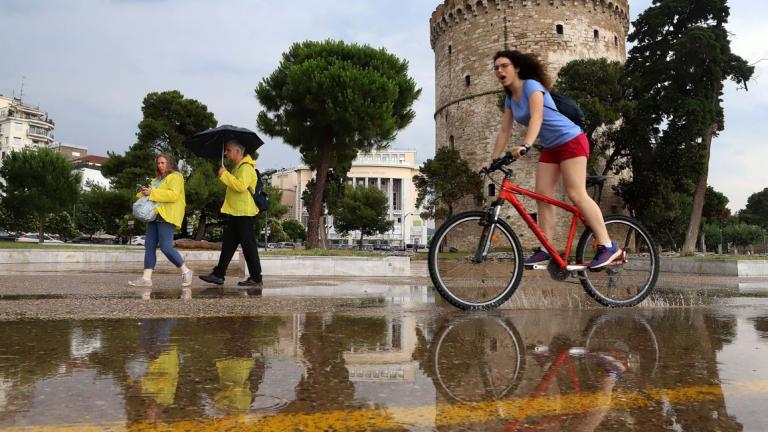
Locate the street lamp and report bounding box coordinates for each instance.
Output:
[402,212,413,250]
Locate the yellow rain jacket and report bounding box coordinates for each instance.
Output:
[136,171,186,229]
[219,155,259,217]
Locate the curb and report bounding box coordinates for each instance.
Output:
[0,250,410,277]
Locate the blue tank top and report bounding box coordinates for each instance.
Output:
[504,79,582,148]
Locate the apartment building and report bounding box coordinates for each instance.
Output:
[0,95,55,165]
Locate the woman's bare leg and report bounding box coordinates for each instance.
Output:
[560,156,610,244]
[535,162,561,242]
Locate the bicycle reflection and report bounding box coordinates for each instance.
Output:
[428,313,660,431]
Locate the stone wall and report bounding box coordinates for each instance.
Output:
[430,0,630,249]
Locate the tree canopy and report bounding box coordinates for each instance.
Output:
[101,90,220,238]
[256,39,421,248]
[332,185,393,249]
[553,58,629,175]
[413,146,483,220]
[618,0,753,252]
[0,148,81,242]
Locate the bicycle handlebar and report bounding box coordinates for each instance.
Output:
[480,148,527,175]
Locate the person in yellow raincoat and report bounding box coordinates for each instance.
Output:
[128,153,193,288]
[199,141,263,287]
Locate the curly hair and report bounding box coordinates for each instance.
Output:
[493,50,552,96]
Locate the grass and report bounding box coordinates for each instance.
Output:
[0,242,137,251]
[668,254,768,260]
[260,248,384,257]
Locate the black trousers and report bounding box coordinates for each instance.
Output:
[213,216,262,279]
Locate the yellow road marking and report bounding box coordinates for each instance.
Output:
[3,380,768,432]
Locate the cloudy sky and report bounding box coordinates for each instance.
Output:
[1,0,765,211]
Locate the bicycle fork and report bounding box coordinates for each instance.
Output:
[473,203,503,263]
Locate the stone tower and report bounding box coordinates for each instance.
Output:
[430,0,630,247]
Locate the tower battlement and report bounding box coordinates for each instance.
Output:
[430,0,629,48]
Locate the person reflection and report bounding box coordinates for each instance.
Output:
[213,318,265,416]
[125,319,179,423]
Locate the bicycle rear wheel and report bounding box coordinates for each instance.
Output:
[428,211,524,310]
[575,215,659,307]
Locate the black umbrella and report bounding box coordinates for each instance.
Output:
[183,125,265,165]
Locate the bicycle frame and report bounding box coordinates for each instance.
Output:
[495,177,589,270]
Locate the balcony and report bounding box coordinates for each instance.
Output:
[27,127,53,141]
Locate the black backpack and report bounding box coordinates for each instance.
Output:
[252,169,269,212]
[547,92,585,129]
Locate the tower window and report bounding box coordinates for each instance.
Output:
[449,135,455,150]
[593,29,600,40]
[465,75,471,86]
[614,35,618,46]
[448,44,452,54]
[555,24,564,35]
[488,183,496,197]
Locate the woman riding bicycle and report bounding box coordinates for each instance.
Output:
[489,50,620,269]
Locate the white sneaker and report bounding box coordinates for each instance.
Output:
[128,277,152,287]
[181,269,193,287]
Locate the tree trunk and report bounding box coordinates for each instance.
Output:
[359,231,364,250]
[193,212,207,241]
[38,215,45,244]
[699,231,706,253]
[682,123,717,255]
[306,136,333,249]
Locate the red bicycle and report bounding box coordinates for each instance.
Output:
[428,151,659,310]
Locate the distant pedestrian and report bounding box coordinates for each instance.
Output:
[199,140,263,287]
[128,154,193,288]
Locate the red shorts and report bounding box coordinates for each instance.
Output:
[539,133,589,164]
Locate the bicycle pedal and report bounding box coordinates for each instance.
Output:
[566,264,588,271]
[525,264,548,270]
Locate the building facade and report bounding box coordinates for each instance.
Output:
[270,149,430,247]
[0,95,55,164]
[430,0,629,247]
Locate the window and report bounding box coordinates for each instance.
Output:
[392,179,402,210]
[593,29,599,40]
[449,135,455,150]
[488,183,496,196]
[448,44,452,54]
[614,35,618,46]
[465,75,471,86]
[72,151,81,157]
[556,24,564,35]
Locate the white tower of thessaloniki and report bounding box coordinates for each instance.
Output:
[430,0,630,248]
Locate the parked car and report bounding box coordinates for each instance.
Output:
[278,242,296,249]
[16,233,63,243]
[0,229,17,242]
[68,235,94,243]
[130,235,146,246]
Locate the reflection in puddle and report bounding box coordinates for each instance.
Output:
[1,309,767,430]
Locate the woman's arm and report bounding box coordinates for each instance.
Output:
[491,108,515,161]
[524,91,544,146]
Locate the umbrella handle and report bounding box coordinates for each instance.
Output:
[221,145,225,167]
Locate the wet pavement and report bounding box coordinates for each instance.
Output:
[2,268,768,431]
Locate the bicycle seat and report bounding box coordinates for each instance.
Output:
[586,176,606,187]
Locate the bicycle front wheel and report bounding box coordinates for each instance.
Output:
[575,215,659,307]
[428,211,524,310]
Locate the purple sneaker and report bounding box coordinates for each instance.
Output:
[525,248,551,266]
[588,241,623,269]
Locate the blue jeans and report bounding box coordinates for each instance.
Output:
[144,218,184,270]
